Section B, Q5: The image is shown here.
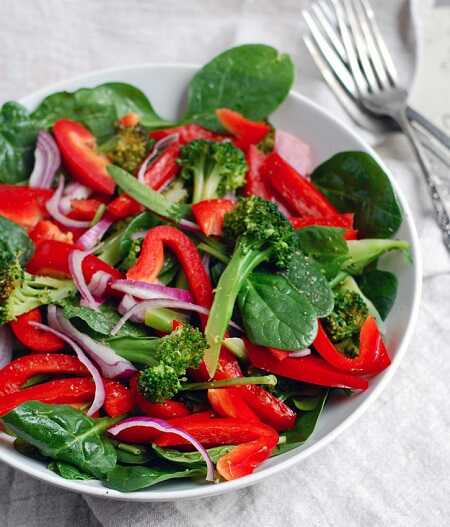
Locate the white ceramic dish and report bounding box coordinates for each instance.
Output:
[0,64,422,501]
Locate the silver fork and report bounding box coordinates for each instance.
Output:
[303,0,450,252]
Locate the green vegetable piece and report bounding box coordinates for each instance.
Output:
[105,464,206,492]
[357,269,398,320]
[3,402,118,479]
[152,444,234,466]
[48,461,94,481]
[108,165,190,222]
[344,238,411,275]
[285,390,328,444]
[0,216,35,265]
[118,211,161,260]
[238,271,318,350]
[185,44,294,131]
[322,290,369,343]
[311,152,402,238]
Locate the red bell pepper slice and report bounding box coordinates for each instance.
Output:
[243,145,272,199]
[208,388,260,422]
[103,380,134,417]
[191,199,235,236]
[247,341,369,391]
[29,220,74,246]
[150,124,225,144]
[0,353,88,397]
[216,109,270,151]
[127,226,213,312]
[53,119,115,195]
[118,112,140,128]
[107,193,143,220]
[10,309,65,353]
[154,417,279,449]
[68,198,104,221]
[143,142,180,190]
[0,377,95,416]
[290,213,357,240]
[313,318,391,375]
[261,152,338,218]
[27,240,122,283]
[216,439,275,480]
[0,185,52,230]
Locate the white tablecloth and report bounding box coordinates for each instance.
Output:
[1,1,449,526]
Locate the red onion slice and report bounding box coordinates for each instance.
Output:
[88,271,113,302]
[288,348,311,358]
[0,326,13,369]
[137,133,180,183]
[111,279,193,303]
[46,177,92,229]
[60,183,92,214]
[29,131,61,189]
[76,217,113,251]
[108,416,214,481]
[29,319,105,416]
[179,219,200,233]
[69,249,101,311]
[47,305,136,379]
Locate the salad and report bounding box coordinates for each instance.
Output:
[0,44,410,491]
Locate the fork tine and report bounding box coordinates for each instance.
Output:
[359,0,398,84]
[332,0,368,95]
[311,2,347,62]
[317,0,336,24]
[303,9,358,96]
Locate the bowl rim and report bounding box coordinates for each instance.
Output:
[0,61,422,502]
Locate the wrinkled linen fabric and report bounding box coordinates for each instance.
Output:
[0,1,449,526]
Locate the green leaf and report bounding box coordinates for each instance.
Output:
[2,402,117,478]
[357,269,398,320]
[116,447,154,465]
[48,461,94,481]
[152,444,234,466]
[283,250,334,317]
[31,82,169,143]
[238,272,318,350]
[104,464,206,492]
[184,44,294,131]
[285,390,328,443]
[0,215,34,264]
[311,152,402,238]
[0,102,39,184]
[295,226,349,280]
[60,299,147,338]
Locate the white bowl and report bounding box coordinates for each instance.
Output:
[0,64,422,501]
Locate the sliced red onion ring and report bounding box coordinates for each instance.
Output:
[111,279,193,303]
[60,183,92,214]
[47,305,136,379]
[30,319,104,416]
[137,133,180,183]
[68,249,101,311]
[46,177,92,229]
[76,217,113,251]
[179,219,200,233]
[29,131,61,189]
[108,416,214,481]
[0,326,13,369]
[88,271,113,302]
[118,294,141,322]
[288,348,311,358]
[202,253,210,277]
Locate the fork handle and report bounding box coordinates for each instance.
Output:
[407,106,450,151]
[394,110,450,253]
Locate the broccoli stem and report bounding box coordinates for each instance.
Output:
[202,166,221,200]
[344,239,410,275]
[108,338,161,366]
[144,308,187,333]
[181,375,277,391]
[197,242,230,264]
[192,167,205,204]
[204,245,271,377]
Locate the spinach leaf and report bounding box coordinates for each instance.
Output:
[61,299,147,338]
[48,461,94,481]
[152,445,234,466]
[116,449,154,465]
[285,389,328,443]
[32,83,169,143]
[0,215,34,264]
[2,402,117,478]
[184,44,294,131]
[105,465,205,492]
[0,102,39,184]
[357,269,398,320]
[238,272,318,350]
[283,250,334,317]
[295,226,348,280]
[311,152,402,238]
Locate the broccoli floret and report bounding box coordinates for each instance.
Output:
[178,139,247,203]
[113,325,207,403]
[0,255,75,325]
[322,290,369,343]
[103,122,154,174]
[204,196,295,376]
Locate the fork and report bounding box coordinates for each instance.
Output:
[303,0,450,252]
